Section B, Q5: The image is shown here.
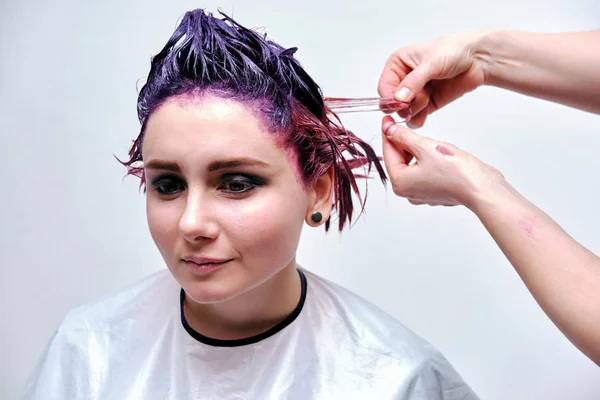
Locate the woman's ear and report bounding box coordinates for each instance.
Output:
[305,167,334,227]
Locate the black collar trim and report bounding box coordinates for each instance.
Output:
[180,269,307,347]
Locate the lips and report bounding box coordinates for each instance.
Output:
[181,256,233,266]
[182,255,232,268]
[181,255,233,276]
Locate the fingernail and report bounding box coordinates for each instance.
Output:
[384,123,398,138]
[395,87,411,102]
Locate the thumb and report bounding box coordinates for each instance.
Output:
[394,61,440,102]
[383,119,425,159]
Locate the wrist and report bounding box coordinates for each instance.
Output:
[470,29,508,87]
[465,175,526,219]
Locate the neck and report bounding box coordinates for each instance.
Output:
[183,261,302,341]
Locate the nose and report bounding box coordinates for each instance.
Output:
[178,191,220,243]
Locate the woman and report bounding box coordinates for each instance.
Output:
[377,29,600,365]
[23,9,477,399]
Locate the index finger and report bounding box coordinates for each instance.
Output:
[377,54,411,98]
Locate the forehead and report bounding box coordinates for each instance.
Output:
[141,96,287,164]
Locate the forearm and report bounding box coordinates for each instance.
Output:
[469,182,600,366]
[474,30,600,114]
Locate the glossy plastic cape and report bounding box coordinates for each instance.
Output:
[23,268,479,399]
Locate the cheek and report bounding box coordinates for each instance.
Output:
[146,197,180,257]
[224,188,308,265]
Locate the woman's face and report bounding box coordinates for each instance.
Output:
[142,95,328,304]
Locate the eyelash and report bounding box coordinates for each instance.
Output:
[149,173,265,197]
[218,174,264,195]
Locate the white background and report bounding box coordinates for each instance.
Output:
[1,0,599,398]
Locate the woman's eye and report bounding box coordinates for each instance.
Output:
[151,177,185,195]
[219,174,264,194]
[227,181,250,192]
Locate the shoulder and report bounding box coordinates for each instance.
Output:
[302,268,478,399]
[58,268,177,333]
[303,268,430,350]
[22,270,178,399]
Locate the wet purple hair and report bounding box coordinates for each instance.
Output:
[119,9,386,231]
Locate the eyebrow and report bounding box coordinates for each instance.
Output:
[144,158,270,172]
[144,159,181,172]
[207,158,270,171]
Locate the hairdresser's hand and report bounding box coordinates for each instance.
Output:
[381,116,507,208]
[378,31,491,128]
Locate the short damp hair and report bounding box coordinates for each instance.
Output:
[119,9,386,231]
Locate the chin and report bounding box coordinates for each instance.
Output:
[186,290,234,304]
[186,281,241,303]
[178,270,245,304]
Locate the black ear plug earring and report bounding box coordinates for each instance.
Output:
[310,211,323,223]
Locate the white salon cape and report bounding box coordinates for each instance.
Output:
[23,268,478,399]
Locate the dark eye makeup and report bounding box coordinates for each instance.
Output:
[148,173,267,197]
[150,174,185,196]
[218,173,266,194]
